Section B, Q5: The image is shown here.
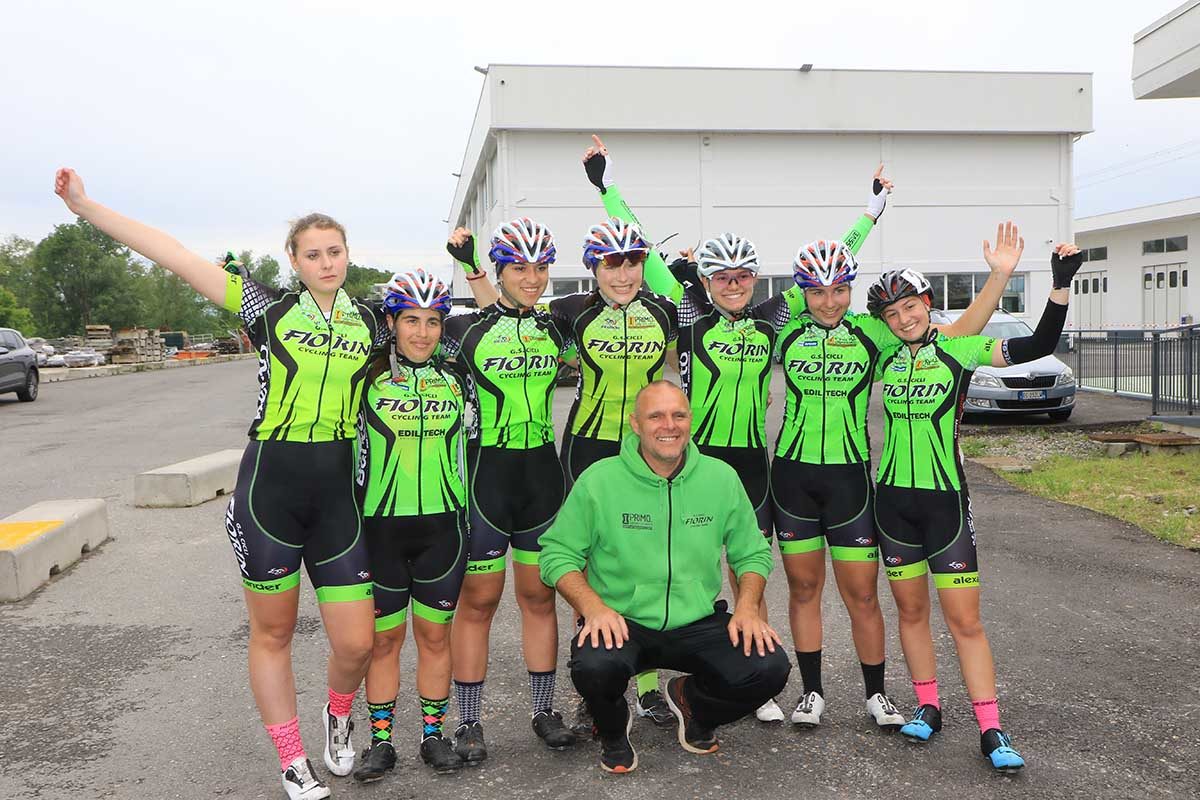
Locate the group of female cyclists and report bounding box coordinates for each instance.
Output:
[51,131,1081,796]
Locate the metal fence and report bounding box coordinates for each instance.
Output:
[1067,324,1199,415]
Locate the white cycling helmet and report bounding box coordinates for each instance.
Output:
[488,217,557,270]
[696,233,760,278]
[582,217,650,270]
[792,240,859,288]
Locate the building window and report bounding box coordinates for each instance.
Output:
[1184,269,1189,288]
[1169,270,1178,288]
[1157,272,1165,288]
[1143,239,1165,254]
[1073,279,1079,295]
[1103,277,1108,292]
[1082,246,1107,262]
[1092,277,1099,293]
[1144,273,1153,289]
[923,273,1025,313]
[1082,280,1089,294]
[1166,235,1188,252]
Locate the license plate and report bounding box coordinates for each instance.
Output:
[1018,390,1047,400]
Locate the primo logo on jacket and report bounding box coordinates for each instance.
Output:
[621,512,653,531]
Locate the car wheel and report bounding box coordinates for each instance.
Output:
[16,368,38,402]
[1048,407,1072,421]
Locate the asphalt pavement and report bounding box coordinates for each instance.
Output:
[1,362,1195,799]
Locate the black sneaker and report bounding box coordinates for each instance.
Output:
[599,705,637,774]
[569,696,596,740]
[635,689,677,727]
[352,741,396,783]
[421,734,465,774]
[532,709,577,750]
[453,720,488,765]
[663,676,719,754]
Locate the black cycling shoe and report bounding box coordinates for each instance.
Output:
[420,734,465,774]
[569,696,596,740]
[635,690,677,728]
[453,721,488,765]
[532,709,577,750]
[352,741,396,783]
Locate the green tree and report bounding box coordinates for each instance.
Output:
[27,219,145,336]
[343,262,390,300]
[0,286,35,333]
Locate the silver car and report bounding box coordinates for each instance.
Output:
[931,309,1076,421]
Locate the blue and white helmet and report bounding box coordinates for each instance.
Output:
[383,268,452,315]
[488,217,556,270]
[582,217,650,270]
[793,240,859,288]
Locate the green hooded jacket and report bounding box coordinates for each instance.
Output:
[539,434,773,630]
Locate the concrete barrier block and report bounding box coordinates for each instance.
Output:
[1,499,109,602]
[135,449,243,508]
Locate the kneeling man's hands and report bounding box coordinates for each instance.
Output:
[728,607,783,657]
[578,603,630,650]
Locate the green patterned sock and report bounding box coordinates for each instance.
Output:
[421,696,450,740]
[367,700,395,744]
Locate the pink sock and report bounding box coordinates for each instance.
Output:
[913,678,940,709]
[328,687,356,719]
[972,698,1000,733]
[266,717,305,770]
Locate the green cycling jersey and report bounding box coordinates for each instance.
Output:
[356,358,467,516]
[223,272,385,442]
[598,183,877,450]
[550,289,677,442]
[876,332,999,491]
[774,313,899,464]
[441,303,571,449]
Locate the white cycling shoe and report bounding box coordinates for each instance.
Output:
[754,698,785,722]
[790,691,825,727]
[282,757,330,800]
[866,692,906,730]
[322,702,356,777]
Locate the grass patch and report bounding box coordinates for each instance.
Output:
[960,439,988,459]
[1002,450,1200,549]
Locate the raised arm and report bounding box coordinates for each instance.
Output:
[941,221,1023,338]
[54,168,227,305]
[989,244,1081,368]
[446,227,499,308]
[779,165,894,318]
[583,135,683,304]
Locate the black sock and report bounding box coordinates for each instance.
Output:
[861,661,886,698]
[795,650,823,697]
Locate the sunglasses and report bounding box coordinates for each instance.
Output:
[710,270,756,286]
[601,251,648,268]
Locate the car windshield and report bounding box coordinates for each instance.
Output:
[982,320,1034,339]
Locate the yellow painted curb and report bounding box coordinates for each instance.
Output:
[0,520,62,550]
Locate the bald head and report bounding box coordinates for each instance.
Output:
[632,380,689,418]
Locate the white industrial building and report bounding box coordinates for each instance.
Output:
[1075,199,1197,329]
[447,64,1093,321]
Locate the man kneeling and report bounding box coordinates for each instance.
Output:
[539,380,790,774]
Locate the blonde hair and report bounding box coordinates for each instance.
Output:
[285,213,347,256]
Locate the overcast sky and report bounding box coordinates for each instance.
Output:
[5,0,1200,278]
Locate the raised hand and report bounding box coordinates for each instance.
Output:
[583,134,614,193]
[446,226,481,274]
[1050,242,1083,290]
[982,221,1024,277]
[867,163,893,221]
[54,168,89,214]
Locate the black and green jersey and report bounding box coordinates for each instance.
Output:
[441,303,571,449]
[223,273,386,442]
[774,313,899,464]
[356,358,467,517]
[603,182,877,450]
[877,333,999,491]
[550,290,677,442]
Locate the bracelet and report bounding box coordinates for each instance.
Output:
[464,271,488,281]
